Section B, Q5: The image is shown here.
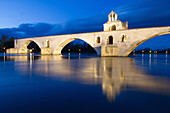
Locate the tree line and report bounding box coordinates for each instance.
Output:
[0,35,17,52]
[132,48,170,54]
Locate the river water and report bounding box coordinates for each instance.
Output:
[0,53,170,113]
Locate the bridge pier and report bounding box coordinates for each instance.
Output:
[18,49,30,54]
[7,48,33,54]
[101,45,118,57]
[6,48,18,54]
[41,48,52,55]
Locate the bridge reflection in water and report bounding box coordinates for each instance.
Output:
[4,54,170,102]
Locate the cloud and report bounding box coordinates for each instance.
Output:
[114,0,170,28]
[0,14,106,38]
[0,0,170,38]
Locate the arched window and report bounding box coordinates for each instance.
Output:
[121,35,126,42]
[107,36,113,44]
[47,40,50,47]
[96,36,100,43]
[111,25,116,31]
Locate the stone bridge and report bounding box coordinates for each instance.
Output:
[7,11,170,56]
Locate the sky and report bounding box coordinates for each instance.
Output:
[0,0,170,49]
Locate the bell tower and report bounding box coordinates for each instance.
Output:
[108,11,118,22]
[103,11,128,31]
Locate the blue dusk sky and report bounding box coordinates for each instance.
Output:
[0,0,170,49]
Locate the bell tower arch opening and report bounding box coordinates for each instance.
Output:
[108,11,118,22]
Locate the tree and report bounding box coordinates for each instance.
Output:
[144,48,151,52]
[0,35,17,52]
[8,36,15,48]
[168,48,170,53]
[1,35,8,47]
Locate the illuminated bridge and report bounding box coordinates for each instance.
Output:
[7,11,170,56]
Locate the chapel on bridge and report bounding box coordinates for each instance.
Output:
[103,11,128,31]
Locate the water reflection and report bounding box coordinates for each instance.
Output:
[1,54,170,102]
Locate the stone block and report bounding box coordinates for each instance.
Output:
[6,48,18,54]
[41,47,52,55]
[18,49,29,54]
[101,45,118,56]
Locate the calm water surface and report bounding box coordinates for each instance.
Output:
[0,53,170,113]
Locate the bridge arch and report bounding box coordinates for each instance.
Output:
[19,40,41,54]
[123,31,170,56]
[53,38,100,55]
